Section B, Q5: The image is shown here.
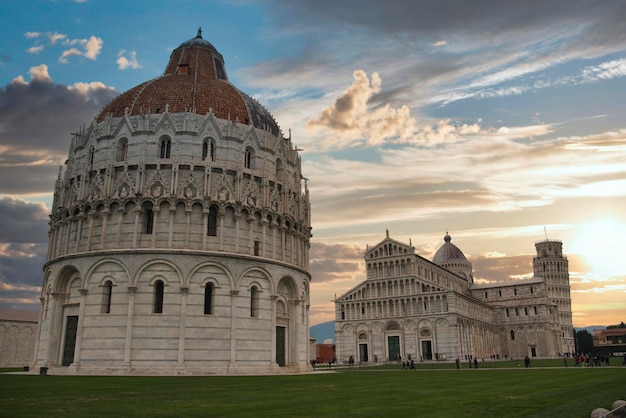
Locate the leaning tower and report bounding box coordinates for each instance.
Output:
[533,239,575,355]
[33,30,312,375]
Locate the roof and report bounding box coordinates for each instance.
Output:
[433,234,468,264]
[0,308,39,323]
[96,30,280,136]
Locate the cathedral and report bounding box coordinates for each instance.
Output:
[32,30,312,375]
[335,232,574,363]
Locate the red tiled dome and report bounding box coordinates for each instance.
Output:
[97,30,280,136]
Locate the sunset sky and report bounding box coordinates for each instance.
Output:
[1,0,625,327]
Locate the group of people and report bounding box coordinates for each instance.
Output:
[401,358,416,370]
[455,356,479,369]
[563,353,613,367]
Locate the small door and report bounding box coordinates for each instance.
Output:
[276,326,286,367]
[62,315,79,366]
[387,336,400,361]
[359,343,369,362]
[421,340,433,360]
[531,347,537,357]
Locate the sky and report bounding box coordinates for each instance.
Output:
[1,0,625,328]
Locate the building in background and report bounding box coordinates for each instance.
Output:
[335,232,573,363]
[33,30,312,375]
[0,309,38,368]
[592,323,626,355]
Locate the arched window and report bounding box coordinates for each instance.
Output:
[202,139,215,161]
[276,158,283,178]
[254,239,260,256]
[117,138,128,162]
[204,283,214,315]
[154,280,164,313]
[510,330,515,340]
[88,146,95,171]
[160,136,171,159]
[250,286,259,317]
[244,147,254,169]
[145,206,154,234]
[207,205,218,236]
[102,280,113,313]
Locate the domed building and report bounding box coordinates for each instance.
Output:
[335,232,574,363]
[32,30,312,375]
[432,233,473,283]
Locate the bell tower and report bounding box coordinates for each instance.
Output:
[533,239,575,354]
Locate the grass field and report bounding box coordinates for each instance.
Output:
[1,361,624,417]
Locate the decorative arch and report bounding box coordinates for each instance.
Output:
[54,265,82,293]
[186,260,234,289]
[132,259,184,288]
[116,137,128,162]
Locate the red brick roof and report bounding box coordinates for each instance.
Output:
[96,34,280,136]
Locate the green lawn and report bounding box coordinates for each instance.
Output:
[1,363,623,417]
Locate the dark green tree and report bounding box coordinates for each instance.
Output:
[575,329,593,353]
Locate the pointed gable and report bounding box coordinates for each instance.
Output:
[365,235,415,261]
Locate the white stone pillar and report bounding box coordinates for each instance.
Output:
[72,288,89,367]
[202,209,208,250]
[168,208,175,247]
[151,208,158,248]
[229,290,239,367]
[123,286,137,365]
[184,209,191,248]
[177,287,188,367]
[115,207,124,248]
[74,217,83,252]
[132,209,140,248]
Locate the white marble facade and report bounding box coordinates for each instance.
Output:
[335,233,574,364]
[32,32,312,375]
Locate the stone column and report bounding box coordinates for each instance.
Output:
[46,292,65,366]
[100,208,109,249]
[168,208,175,247]
[116,207,124,248]
[184,209,191,248]
[71,288,89,367]
[74,216,83,252]
[123,286,137,365]
[151,208,159,248]
[229,290,239,367]
[132,208,141,248]
[202,209,208,250]
[177,287,189,369]
[234,214,241,253]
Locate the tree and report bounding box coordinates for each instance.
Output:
[575,329,593,353]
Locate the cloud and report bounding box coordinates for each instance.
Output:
[83,36,103,59]
[24,31,103,64]
[581,58,626,82]
[309,242,363,283]
[306,70,488,149]
[116,49,141,70]
[27,45,44,54]
[0,65,117,195]
[0,197,49,311]
[58,36,102,63]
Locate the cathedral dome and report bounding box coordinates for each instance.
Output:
[433,233,473,282]
[97,29,280,136]
[433,234,468,264]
